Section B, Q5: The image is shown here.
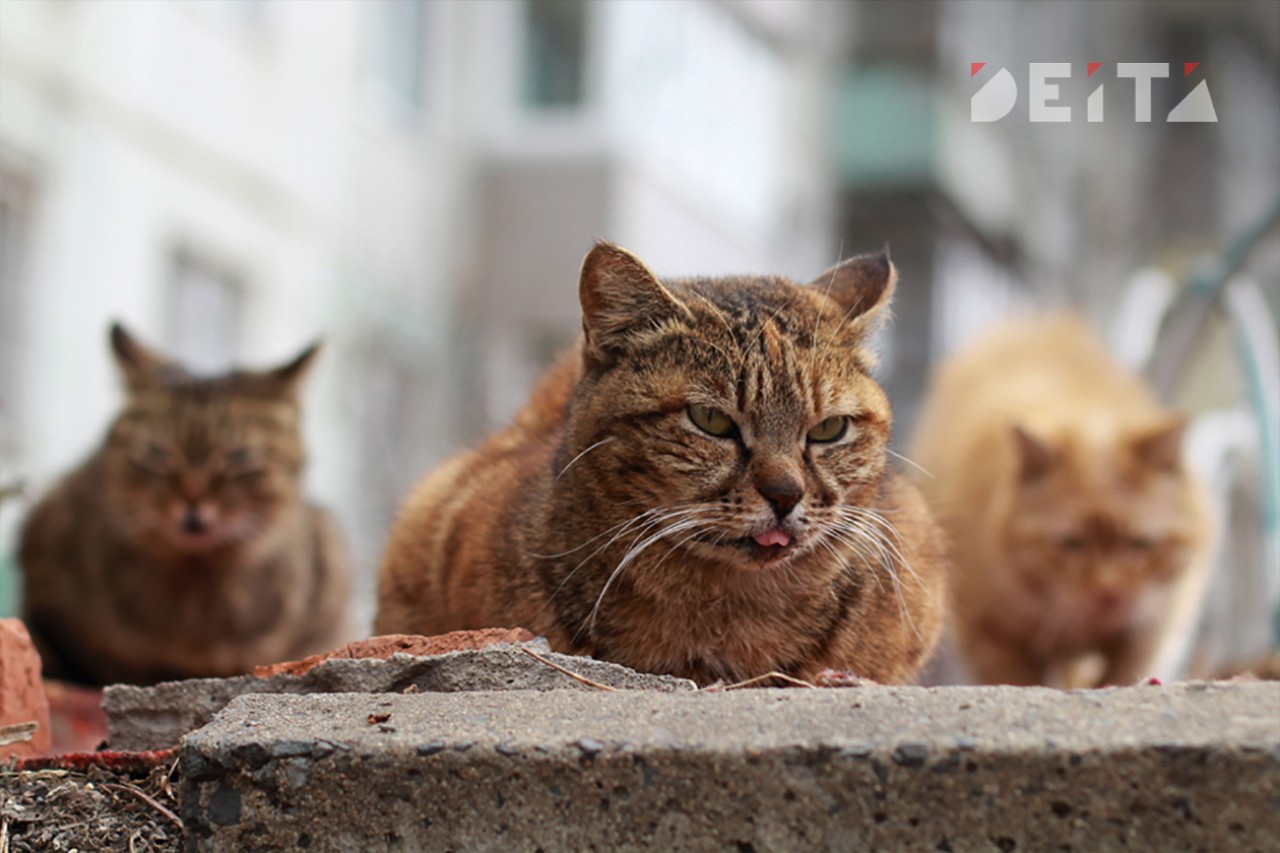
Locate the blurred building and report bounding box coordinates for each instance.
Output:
[1,0,1275,655]
[0,0,845,626]
[833,0,1280,431]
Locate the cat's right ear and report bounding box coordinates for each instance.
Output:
[578,241,692,364]
[110,322,173,392]
[1012,424,1056,481]
[261,341,323,399]
[808,249,897,333]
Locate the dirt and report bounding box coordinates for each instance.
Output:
[1,758,182,853]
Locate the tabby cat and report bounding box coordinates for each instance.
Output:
[19,324,350,686]
[376,242,947,686]
[910,316,1213,688]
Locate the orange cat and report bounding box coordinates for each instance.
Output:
[910,316,1213,687]
[376,242,948,686]
[19,325,351,686]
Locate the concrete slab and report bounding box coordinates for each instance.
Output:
[180,682,1280,852]
[106,642,695,751]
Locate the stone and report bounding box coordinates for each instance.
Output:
[252,629,536,677]
[179,682,1280,852]
[105,639,695,751]
[0,619,52,759]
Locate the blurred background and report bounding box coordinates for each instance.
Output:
[0,0,1276,674]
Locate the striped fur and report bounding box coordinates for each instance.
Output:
[18,324,350,685]
[376,242,947,685]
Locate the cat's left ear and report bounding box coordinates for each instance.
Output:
[808,248,897,332]
[261,341,323,398]
[1131,416,1188,473]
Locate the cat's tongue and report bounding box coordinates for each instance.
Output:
[753,528,792,548]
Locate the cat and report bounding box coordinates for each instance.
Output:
[18,323,351,686]
[375,241,948,686]
[909,315,1213,688]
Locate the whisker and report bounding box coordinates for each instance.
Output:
[810,240,846,371]
[887,448,933,479]
[826,509,923,643]
[555,437,616,482]
[584,515,712,638]
[538,507,707,617]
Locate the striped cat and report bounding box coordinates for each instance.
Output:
[376,242,947,686]
[19,324,350,685]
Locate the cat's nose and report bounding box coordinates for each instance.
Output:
[181,503,216,534]
[758,476,804,519]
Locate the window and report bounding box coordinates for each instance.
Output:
[523,0,587,108]
[166,249,243,373]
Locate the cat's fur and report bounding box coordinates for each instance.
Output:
[376,242,947,686]
[910,315,1213,688]
[19,324,350,686]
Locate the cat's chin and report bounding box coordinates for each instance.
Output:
[145,523,256,559]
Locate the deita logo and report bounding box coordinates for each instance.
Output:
[970,63,1217,123]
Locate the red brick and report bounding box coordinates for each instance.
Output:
[253,628,537,678]
[0,619,53,759]
[45,680,108,754]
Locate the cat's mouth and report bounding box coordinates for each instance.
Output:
[730,527,798,565]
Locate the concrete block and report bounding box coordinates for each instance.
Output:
[0,618,52,759]
[179,682,1280,852]
[106,641,694,751]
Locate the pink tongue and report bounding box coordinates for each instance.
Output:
[753,529,792,548]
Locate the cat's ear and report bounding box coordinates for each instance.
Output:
[260,341,323,398]
[1012,424,1056,481]
[110,322,175,392]
[1131,416,1187,473]
[808,248,897,332]
[579,241,692,363]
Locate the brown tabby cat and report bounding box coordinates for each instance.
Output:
[376,242,947,686]
[19,324,350,686]
[910,316,1213,688]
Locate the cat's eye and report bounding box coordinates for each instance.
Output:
[807,416,849,444]
[130,441,171,475]
[688,405,736,438]
[1059,535,1087,552]
[224,448,266,479]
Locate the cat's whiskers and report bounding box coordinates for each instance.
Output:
[813,517,885,596]
[584,511,720,639]
[838,506,925,590]
[528,502,667,560]
[809,244,846,372]
[554,437,616,482]
[826,509,924,642]
[887,448,933,479]
[542,505,710,626]
[821,522,892,598]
